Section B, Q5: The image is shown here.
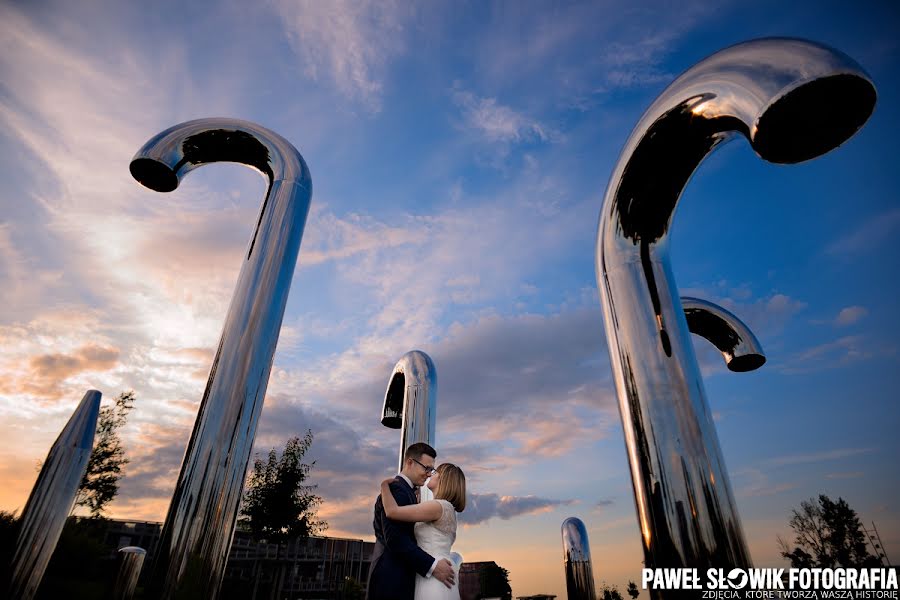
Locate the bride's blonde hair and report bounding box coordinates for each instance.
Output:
[433,463,466,512]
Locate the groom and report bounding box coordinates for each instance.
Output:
[366,442,455,599]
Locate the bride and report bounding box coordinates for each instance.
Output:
[381,463,467,600]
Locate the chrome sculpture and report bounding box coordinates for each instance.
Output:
[8,389,101,600]
[681,297,765,372]
[112,546,146,600]
[561,517,596,600]
[595,38,876,573]
[381,350,437,473]
[130,118,312,598]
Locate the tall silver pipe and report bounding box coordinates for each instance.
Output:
[595,38,876,575]
[561,517,596,600]
[129,118,312,598]
[8,389,101,600]
[111,546,146,600]
[381,350,437,474]
[681,297,765,372]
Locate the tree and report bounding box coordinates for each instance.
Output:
[341,576,365,600]
[598,582,625,600]
[0,510,18,587]
[627,580,640,598]
[479,562,512,599]
[777,494,882,568]
[240,430,326,543]
[75,390,135,517]
[240,431,326,599]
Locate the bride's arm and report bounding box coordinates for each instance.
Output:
[381,478,442,522]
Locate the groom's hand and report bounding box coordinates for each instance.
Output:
[432,558,455,589]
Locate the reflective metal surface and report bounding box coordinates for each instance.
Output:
[381,350,437,473]
[130,118,312,599]
[561,517,596,600]
[112,546,146,600]
[595,38,875,577]
[681,297,765,372]
[8,389,101,600]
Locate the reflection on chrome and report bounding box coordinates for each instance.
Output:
[381,350,437,473]
[682,297,765,372]
[595,38,875,576]
[130,118,312,599]
[8,390,101,600]
[562,517,596,600]
[112,547,146,600]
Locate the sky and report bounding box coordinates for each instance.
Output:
[1,0,899,597]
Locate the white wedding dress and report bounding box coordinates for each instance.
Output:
[414,499,460,600]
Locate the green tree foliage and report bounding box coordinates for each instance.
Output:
[778,494,882,568]
[75,391,135,517]
[240,430,326,543]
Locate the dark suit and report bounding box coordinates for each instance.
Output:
[366,476,435,600]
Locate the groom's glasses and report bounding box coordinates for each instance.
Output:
[411,458,437,475]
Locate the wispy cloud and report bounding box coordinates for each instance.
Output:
[269,0,413,112]
[452,87,558,145]
[778,335,877,374]
[733,448,876,498]
[826,471,864,480]
[826,208,900,257]
[764,447,875,467]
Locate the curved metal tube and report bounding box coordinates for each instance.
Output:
[112,546,146,600]
[130,118,312,599]
[595,38,875,573]
[8,389,101,600]
[561,517,596,600]
[681,297,765,372]
[381,350,437,473]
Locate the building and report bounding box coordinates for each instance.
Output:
[224,530,373,599]
[88,517,374,599]
[459,560,513,600]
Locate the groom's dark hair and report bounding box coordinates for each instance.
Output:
[404,442,436,462]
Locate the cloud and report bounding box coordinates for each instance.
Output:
[122,302,618,534]
[468,0,722,114]
[732,448,875,498]
[459,492,575,526]
[778,336,876,374]
[835,306,867,326]
[826,208,900,258]
[826,472,864,480]
[764,447,875,468]
[678,287,807,341]
[734,468,798,498]
[269,0,413,112]
[298,208,429,267]
[676,287,808,377]
[452,87,558,145]
[29,344,120,380]
[0,309,125,403]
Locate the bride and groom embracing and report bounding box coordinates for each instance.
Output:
[366,442,467,600]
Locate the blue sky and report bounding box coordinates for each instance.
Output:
[1,0,898,596]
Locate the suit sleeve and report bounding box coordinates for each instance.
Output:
[381,480,435,577]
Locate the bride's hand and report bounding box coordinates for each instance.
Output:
[381,478,394,488]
